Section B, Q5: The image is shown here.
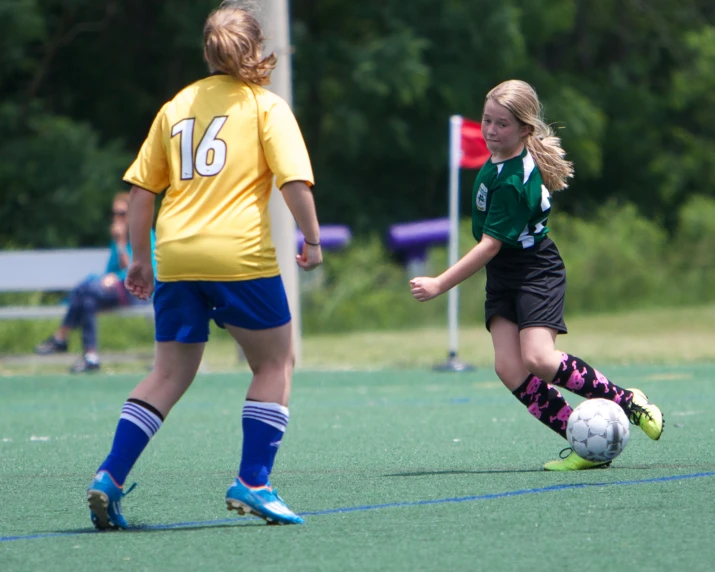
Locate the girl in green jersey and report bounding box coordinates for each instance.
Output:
[410,80,663,470]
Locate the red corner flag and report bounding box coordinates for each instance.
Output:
[459,118,489,169]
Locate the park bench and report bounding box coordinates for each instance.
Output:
[0,248,153,320]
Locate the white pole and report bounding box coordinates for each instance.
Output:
[447,115,462,358]
[261,0,302,365]
[434,116,475,372]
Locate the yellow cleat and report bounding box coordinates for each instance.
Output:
[626,388,664,440]
[544,448,611,471]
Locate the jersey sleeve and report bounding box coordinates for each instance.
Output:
[483,179,532,245]
[123,103,170,194]
[260,95,315,188]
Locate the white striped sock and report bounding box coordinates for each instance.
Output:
[120,401,163,439]
[242,402,289,432]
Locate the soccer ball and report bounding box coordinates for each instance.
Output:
[566,398,630,462]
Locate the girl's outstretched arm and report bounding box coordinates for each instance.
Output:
[410,234,502,302]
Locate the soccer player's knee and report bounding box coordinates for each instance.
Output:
[521,351,551,380]
[494,360,518,385]
[76,277,96,295]
[256,355,292,376]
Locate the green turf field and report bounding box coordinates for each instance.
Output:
[1,364,714,571]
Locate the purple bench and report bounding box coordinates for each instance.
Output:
[296,225,352,251]
[388,218,450,264]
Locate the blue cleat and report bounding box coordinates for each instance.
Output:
[226,478,304,525]
[87,471,135,530]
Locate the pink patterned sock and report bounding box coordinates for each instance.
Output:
[551,353,633,412]
[512,374,573,439]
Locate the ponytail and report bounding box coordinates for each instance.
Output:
[524,129,573,192]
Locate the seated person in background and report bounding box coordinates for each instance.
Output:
[34,192,156,373]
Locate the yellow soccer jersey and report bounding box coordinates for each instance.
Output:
[123,74,314,282]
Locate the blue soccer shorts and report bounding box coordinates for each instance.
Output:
[153,276,291,343]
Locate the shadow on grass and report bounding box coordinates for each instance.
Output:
[42,519,267,538]
[382,463,715,477]
[382,468,544,477]
[612,463,715,470]
[133,521,268,532]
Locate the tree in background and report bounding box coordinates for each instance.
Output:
[291,0,715,232]
[0,1,129,247]
[1,0,715,247]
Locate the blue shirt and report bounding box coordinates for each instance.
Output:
[105,229,157,281]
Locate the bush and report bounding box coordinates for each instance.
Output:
[301,235,443,333]
[669,195,715,304]
[550,202,668,313]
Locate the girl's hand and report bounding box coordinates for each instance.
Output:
[296,242,323,271]
[410,276,442,302]
[125,261,155,301]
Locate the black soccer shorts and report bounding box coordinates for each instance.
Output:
[484,236,568,334]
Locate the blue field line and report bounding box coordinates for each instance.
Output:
[2,470,714,543]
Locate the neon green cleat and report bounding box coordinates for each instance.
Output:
[544,448,611,471]
[626,388,664,440]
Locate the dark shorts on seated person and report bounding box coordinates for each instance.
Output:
[153,276,291,343]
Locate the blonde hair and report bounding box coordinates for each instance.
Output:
[485,80,574,191]
[203,2,276,85]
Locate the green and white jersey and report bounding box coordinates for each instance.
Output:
[471,146,552,249]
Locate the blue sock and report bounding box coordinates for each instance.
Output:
[239,401,289,487]
[97,399,164,486]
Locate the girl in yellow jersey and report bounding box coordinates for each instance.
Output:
[87,2,321,527]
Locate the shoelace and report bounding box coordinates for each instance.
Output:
[121,482,137,498]
[263,484,289,506]
[263,482,283,502]
[558,447,573,459]
[628,402,653,426]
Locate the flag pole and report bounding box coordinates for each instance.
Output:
[433,115,475,373]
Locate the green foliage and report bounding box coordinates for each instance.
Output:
[300,236,441,333]
[657,26,715,215]
[551,204,668,313]
[545,87,606,180]
[292,0,715,233]
[0,110,131,248]
[669,195,715,304]
[0,0,45,85]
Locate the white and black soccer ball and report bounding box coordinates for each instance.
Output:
[566,398,630,462]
